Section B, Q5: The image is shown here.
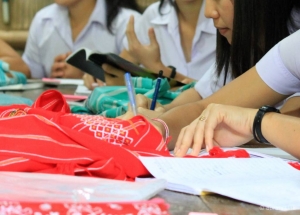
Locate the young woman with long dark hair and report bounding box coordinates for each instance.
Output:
[138,0,300,150]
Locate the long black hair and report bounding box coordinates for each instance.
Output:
[217,0,300,85]
[105,0,141,33]
[158,0,175,14]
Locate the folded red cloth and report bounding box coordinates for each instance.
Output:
[0,198,170,215]
[0,90,170,181]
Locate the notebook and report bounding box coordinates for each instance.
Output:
[139,156,300,211]
[0,171,166,202]
[66,48,157,83]
[0,82,44,91]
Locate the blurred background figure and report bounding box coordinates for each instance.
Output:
[22,0,141,79]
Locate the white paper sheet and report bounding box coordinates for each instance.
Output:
[0,172,166,202]
[139,157,300,211]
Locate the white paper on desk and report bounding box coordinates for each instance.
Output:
[0,171,166,203]
[42,78,84,86]
[0,83,44,91]
[75,84,92,96]
[244,147,298,161]
[139,157,300,211]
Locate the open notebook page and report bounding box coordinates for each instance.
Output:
[139,157,300,211]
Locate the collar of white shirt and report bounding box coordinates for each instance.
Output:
[40,0,106,27]
[150,0,216,35]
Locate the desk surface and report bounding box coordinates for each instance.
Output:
[2,85,300,215]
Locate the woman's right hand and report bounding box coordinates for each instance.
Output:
[136,94,165,111]
[174,104,256,157]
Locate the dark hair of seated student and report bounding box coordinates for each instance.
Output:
[106,0,141,33]
[158,0,188,14]
[216,0,300,85]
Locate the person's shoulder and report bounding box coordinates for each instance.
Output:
[142,2,161,17]
[33,3,61,20]
[118,7,141,18]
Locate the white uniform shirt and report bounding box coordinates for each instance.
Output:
[194,64,231,99]
[22,0,141,78]
[256,29,300,95]
[123,1,216,80]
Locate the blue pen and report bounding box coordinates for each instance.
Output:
[150,70,163,110]
[124,73,138,115]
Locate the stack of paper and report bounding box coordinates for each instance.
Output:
[0,171,166,202]
[139,157,300,211]
[0,82,44,91]
[42,78,84,86]
[74,84,92,96]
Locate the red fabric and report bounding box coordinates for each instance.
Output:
[200,147,250,158]
[0,90,297,182]
[289,162,300,170]
[0,198,170,215]
[0,90,170,181]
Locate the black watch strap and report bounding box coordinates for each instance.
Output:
[253,105,280,144]
[168,66,176,79]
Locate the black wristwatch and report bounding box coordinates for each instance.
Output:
[168,66,176,79]
[252,105,280,143]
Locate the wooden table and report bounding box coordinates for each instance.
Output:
[2,85,299,215]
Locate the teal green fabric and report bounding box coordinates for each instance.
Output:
[0,60,27,86]
[0,94,33,106]
[78,77,195,118]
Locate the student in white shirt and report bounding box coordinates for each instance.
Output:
[135,0,300,113]
[22,0,141,79]
[83,0,216,89]
[174,29,300,159]
[137,0,300,150]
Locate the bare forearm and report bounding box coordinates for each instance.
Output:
[280,96,300,117]
[0,57,30,78]
[149,63,194,83]
[164,88,202,111]
[261,112,300,159]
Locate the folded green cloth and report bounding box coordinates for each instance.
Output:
[0,94,33,106]
[0,60,27,86]
[75,77,195,118]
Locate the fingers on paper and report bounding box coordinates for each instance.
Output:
[174,108,212,157]
[174,126,192,157]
